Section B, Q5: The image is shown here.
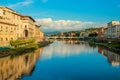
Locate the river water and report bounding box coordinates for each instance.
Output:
[0,40,120,80]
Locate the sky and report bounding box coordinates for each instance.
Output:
[0,0,120,32]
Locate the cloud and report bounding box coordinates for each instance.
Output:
[7,0,33,9]
[41,0,48,3]
[35,18,101,32]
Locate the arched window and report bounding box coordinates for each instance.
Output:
[1,38,3,41]
[24,30,28,37]
[6,38,8,41]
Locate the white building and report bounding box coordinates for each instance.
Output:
[80,32,89,38]
[104,20,120,38]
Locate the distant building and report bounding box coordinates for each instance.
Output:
[80,32,89,38]
[97,26,107,39]
[60,32,64,37]
[105,20,120,38]
[69,32,75,37]
[98,28,104,38]
[0,6,44,46]
[104,28,108,38]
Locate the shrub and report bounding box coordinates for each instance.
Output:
[9,44,39,55]
[10,39,35,48]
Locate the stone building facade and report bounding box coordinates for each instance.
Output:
[0,6,44,46]
[35,25,44,42]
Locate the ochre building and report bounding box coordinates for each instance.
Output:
[0,6,44,46]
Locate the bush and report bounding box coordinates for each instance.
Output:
[38,41,53,47]
[9,44,39,55]
[10,39,35,48]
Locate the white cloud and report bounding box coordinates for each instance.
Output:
[7,0,33,8]
[36,18,101,32]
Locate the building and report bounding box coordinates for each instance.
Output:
[20,16,36,39]
[35,25,44,42]
[0,6,44,46]
[98,27,104,38]
[103,28,108,38]
[105,20,120,38]
[97,26,108,39]
[0,6,21,46]
[80,32,89,38]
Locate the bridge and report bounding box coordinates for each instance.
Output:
[47,37,85,40]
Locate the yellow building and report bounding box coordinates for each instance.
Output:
[0,6,44,46]
[21,16,36,39]
[35,25,44,42]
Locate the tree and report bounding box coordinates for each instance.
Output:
[88,32,98,37]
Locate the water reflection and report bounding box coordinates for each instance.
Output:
[0,48,42,80]
[98,46,120,67]
[61,40,81,44]
[41,40,97,60]
[43,40,120,67]
[20,40,120,80]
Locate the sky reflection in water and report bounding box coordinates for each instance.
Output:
[21,41,120,80]
[41,41,97,60]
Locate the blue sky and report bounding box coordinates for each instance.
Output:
[0,0,120,32]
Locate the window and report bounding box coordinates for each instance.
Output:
[25,25,27,28]
[6,38,8,41]
[1,26,3,29]
[0,26,2,31]
[11,38,13,40]
[3,10,5,15]
[0,16,2,19]
[1,38,3,41]
[24,30,28,37]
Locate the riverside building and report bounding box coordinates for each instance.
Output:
[0,6,44,46]
[106,20,120,38]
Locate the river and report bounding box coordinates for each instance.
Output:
[0,40,120,80]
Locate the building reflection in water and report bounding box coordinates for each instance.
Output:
[98,46,120,67]
[61,39,80,44]
[0,48,43,80]
[41,40,97,60]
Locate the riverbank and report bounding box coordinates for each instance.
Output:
[88,40,120,53]
[0,41,53,58]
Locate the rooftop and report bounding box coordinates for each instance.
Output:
[0,6,35,22]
